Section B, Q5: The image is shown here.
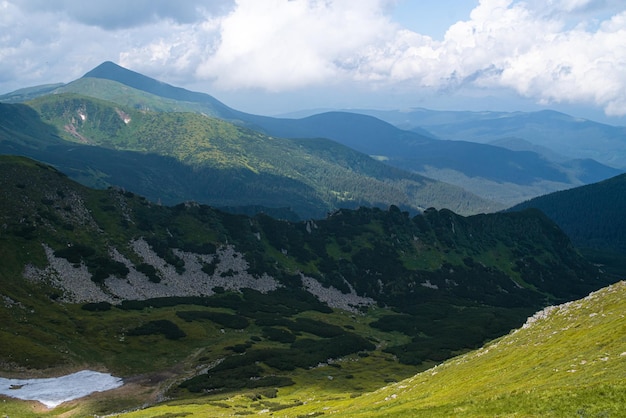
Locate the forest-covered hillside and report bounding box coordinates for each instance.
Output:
[0,94,498,218]
[509,173,626,255]
[4,61,618,208]
[0,155,609,363]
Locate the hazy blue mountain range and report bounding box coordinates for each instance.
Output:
[243,110,622,205]
[13,61,618,207]
[349,107,626,169]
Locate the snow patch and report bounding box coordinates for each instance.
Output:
[0,370,123,408]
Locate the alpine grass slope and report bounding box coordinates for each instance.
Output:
[90,281,626,417]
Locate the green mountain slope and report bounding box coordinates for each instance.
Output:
[509,173,626,255]
[0,156,614,416]
[1,94,499,217]
[246,111,623,206]
[335,280,626,417]
[81,60,238,117]
[57,77,229,115]
[60,62,622,207]
[0,83,64,103]
[113,281,626,417]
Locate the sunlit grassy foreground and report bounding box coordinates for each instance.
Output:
[115,281,626,417]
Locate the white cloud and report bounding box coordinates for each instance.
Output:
[496,10,626,115]
[1,0,626,116]
[461,1,626,116]
[345,0,626,115]
[195,0,397,91]
[0,1,76,84]
[118,20,222,83]
[15,0,234,29]
[0,1,225,88]
[189,0,626,115]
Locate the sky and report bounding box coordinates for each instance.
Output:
[1,0,626,124]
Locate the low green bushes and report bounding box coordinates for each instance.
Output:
[180,359,294,394]
[81,301,112,311]
[176,310,249,329]
[127,319,186,340]
[262,327,296,343]
[135,262,160,283]
[53,244,129,283]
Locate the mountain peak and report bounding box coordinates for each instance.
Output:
[82,61,127,78]
[82,61,171,92]
[81,62,234,116]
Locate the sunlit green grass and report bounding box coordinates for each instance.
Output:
[109,281,626,417]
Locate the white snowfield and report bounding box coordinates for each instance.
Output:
[0,370,123,408]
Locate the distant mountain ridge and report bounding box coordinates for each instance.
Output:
[0,83,65,103]
[352,107,626,169]
[1,61,622,207]
[0,93,497,218]
[246,111,623,205]
[74,62,623,206]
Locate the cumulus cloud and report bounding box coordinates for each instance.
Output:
[1,0,626,116]
[444,0,626,116]
[496,10,626,115]
[355,0,626,115]
[16,0,234,29]
[195,0,397,90]
[0,1,86,85]
[186,0,626,115]
[0,0,228,88]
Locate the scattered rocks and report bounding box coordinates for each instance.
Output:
[301,275,375,313]
[24,244,114,303]
[23,238,381,312]
[521,305,559,329]
[24,240,279,303]
[18,239,375,313]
